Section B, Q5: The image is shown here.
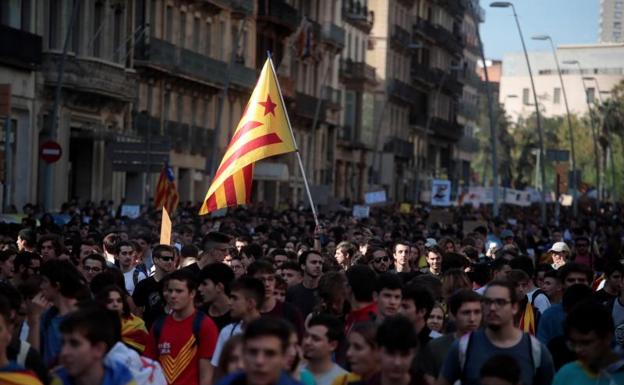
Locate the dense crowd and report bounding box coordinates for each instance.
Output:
[0,200,623,385]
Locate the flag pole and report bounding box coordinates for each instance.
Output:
[267,52,320,227]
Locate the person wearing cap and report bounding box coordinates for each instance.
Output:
[548,242,570,270]
[501,230,515,247]
[185,232,232,276]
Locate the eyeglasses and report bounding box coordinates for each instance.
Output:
[373,256,389,263]
[482,298,511,308]
[158,256,174,262]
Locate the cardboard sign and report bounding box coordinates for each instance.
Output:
[364,190,387,205]
[399,203,411,214]
[120,205,141,219]
[160,207,172,245]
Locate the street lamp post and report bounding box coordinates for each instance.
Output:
[532,35,578,216]
[490,1,547,224]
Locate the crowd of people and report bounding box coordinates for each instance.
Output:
[0,200,623,385]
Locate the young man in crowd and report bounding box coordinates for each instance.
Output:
[39,235,62,263]
[117,240,146,295]
[248,261,304,338]
[211,277,264,366]
[0,295,44,385]
[186,232,232,276]
[52,307,135,385]
[278,261,303,288]
[399,285,436,348]
[367,247,391,275]
[509,256,551,314]
[439,280,555,385]
[393,241,411,273]
[144,269,218,385]
[198,263,235,330]
[542,270,563,304]
[345,265,378,332]
[552,301,624,384]
[16,229,37,253]
[537,262,593,345]
[28,260,85,369]
[571,236,595,269]
[102,233,121,266]
[594,261,623,305]
[373,315,422,385]
[420,289,482,385]
[302,314,347,385]
[423,246,443,276]
[286,250,323,317]
[80,254,106,284]
[215,317,300,385]
[132,244,177,328]
[376,273,402,323]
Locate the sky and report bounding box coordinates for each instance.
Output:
[480,0,599,60]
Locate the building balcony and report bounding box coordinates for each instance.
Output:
[435,25,464,54]
[278,74,296,99]
[384,136,413,159]
[295,92,325,121]
[442,75,463,95]
[411,62,440,85]
[321,23,346,50]
[230,63,257,90]
[190,125,215,156]
[387,78,419,105]
[342,0,374,32]
[458,101,479,121]
[337,124,353,142]
[409,111,427,127]
[135,36,228,87]
[390,24,411,50]
[322,86,342,110]
[413,18,437,40]
[458,134,480,153]
[339,60,376,85]
[0,24,42,70]
[42,53,136,101]
[257,0,300,34]
[430,117,463,141]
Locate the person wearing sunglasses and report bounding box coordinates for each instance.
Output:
[132,244,177,329]
[367,247,391,275]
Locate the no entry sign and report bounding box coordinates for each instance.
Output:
[40,140,62,163]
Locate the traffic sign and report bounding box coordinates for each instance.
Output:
[40,140,62,163]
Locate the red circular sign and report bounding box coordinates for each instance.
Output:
[40,140,63,163]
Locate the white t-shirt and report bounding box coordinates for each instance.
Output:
[211,321,243,367]
[527,287,551,314]
[123,267,146,295]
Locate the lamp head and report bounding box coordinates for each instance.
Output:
[562,60,579,65]
[490,1,512,8]
[531,35,550,41]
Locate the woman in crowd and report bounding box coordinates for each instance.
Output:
[333,322,380,385]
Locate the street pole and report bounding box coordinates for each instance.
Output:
[45,0,81,212]
[532,35,578,216]
[491,2,547,224]
[474,5,499,218]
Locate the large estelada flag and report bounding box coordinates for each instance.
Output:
[200,58,296,215]
[154,164,180,214]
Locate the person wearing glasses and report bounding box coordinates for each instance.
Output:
[80,254,107,283]
[438,280,554,385]
[367,247,391,275]
[132,244,177,329]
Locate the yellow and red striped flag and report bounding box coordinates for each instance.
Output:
[200,58,296,215]
[154,164,179,214]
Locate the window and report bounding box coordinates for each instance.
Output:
[205,22,212,56]
[177,93,184,122]
[179,12,186,47]
[165,5,173,42]
[522,88,530,105]
[344,91,356,139]
[193,17,200,51]
[113,8,123,62]
[49,0,60,49]
[149,0,157,37]
[553,87,561,104]
[71,1,81,54]
[586,87,595,103]
[93,1,104,56]
[219,21,226,60]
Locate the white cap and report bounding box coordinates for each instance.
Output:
[549,242,570,254]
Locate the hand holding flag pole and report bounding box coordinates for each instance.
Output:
[200,53,319,227]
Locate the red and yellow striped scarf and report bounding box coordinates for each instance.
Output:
[519,302,536,335]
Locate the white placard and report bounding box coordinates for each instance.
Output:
[120,205,141,219]
[352,205,370,218]
[364,190,387,205]
[431,180,452,206]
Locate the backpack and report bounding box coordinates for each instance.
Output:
[152,311,205,354]
[458,331,542,383]
[132,268,142,287]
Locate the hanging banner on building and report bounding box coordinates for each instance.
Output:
[431,180,452,206]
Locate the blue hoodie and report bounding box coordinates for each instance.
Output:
[51,360,136,385]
